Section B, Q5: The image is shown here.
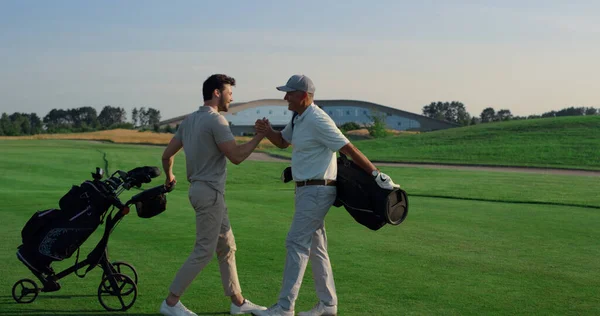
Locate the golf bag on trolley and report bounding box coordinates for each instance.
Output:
[18,180,113,279]
[13,166,172,311]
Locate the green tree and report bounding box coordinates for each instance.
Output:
[146,108,161,126]
[585,107,597,116]
[0,113,11,135]
[98,105,127,128]
[422,102,447,121]
[422,101,471,125]
[480,107,496,123]
[70,107,98,130]
[556,107,585,117]
[1,113,19,135]
[367,112,388,138]
[496,109,513,121]
[9,113,33,135]
[43,108,71,132]
[137,107,147,126]
[131,107,139,127]
[28,113,43,134]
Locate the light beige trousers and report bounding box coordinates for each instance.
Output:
[169,181,241,297]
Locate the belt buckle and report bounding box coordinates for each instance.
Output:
[297,180,308,187]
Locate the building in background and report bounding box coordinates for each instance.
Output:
[159,99,458,135]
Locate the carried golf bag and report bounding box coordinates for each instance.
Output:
[333,153,409,230]
[14,166,172,311]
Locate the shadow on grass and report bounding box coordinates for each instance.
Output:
[0,297,229,315]
[0,307,229,315]
[0,294,98,300]
[0,310,154,316]
[411,193,600,209]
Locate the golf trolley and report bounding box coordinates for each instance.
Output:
[13,166,173,311]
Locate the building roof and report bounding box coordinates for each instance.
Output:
[158,99,460,128]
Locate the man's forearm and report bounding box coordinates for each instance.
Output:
[162,156,174,178]
[161,137,182,180]
[232,135,264,164]
[265,130,289,149]
[340,143,377,174]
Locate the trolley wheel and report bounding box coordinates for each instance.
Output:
[12,279,39,304]
[97,273,137,312]
[103,261,138,285]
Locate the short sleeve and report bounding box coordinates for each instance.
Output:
[313,115,349,152]
[212,115,235,144]
[173,121,184,141]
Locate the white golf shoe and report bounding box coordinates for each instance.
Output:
[159,300,198,316]
[230,299,268,315]
[297,301,337,316]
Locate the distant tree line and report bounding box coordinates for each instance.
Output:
[131,107,162,128]
[422,102,598,126]
[422,101,472,126]
[0,105,165,136]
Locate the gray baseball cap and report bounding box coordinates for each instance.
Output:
[276,74,315,94]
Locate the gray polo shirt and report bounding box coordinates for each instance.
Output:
[174,106,235,193]
[281,103,349,182]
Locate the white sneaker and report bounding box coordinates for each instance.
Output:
[298,301,337,316]
[252,303,294,316]
[160,300,198,316]
[230,299,268,315]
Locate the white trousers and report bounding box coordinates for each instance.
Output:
[278,185,338,310]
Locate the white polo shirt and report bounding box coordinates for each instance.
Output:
[281,103,349,181]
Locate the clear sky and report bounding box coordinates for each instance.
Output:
[1,0,598,120]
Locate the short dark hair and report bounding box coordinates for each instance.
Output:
[202,74,236,101]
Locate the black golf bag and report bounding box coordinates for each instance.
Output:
[18,180,113,275]
[333,154,409,230]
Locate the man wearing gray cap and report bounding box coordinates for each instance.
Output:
[254,75,400,316]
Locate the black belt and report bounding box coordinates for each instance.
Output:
[295,180,336,187]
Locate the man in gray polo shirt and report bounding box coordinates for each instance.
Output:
[160,74,267,316]
[254,75,400,316]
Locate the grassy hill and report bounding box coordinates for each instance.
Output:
[2,116,599,170]
[266,116,600,170]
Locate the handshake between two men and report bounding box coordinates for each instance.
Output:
[254,117,401,191]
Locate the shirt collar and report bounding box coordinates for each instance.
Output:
[295,103,316,123]
[199,105,217,113]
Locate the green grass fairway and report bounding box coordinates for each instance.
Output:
[265,116,600,170]
[1,140,599,315]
